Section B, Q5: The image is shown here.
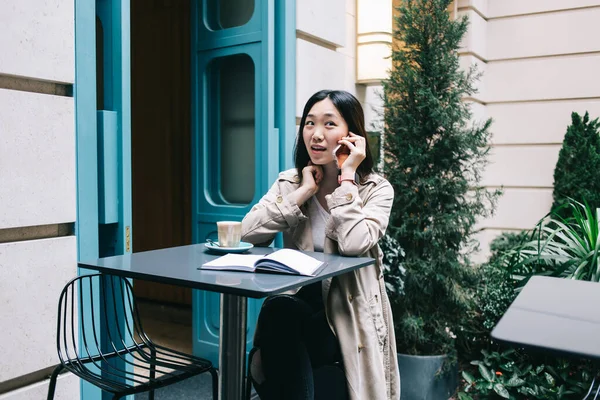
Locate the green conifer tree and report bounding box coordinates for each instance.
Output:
[551,112,600,217]
[382,0,499,361]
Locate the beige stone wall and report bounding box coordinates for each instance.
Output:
[297,0,393,131]
[0,0,79,398]
[457,0,600,260]
[296,0,354,116]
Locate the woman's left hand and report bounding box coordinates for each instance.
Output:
[337,131,366,174]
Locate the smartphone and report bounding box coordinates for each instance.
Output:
[334,143,350,168]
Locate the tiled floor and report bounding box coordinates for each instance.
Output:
[137,300,193,355]
[134,301,258,399]
[134,301,215,399]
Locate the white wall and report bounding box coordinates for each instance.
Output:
[0,374,78,400]
[458,0,600,261]
[0,0,74,83]
[0,238,77,381]
[296,0,357,114]
[0,89,76,229]
[296,0,389,131]
[0,0,78,397]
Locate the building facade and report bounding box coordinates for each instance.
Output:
[457,0,600,260]
[1,0,599,398]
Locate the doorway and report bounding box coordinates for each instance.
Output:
[130,0,192,306]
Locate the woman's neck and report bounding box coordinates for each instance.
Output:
[318,162,340,196]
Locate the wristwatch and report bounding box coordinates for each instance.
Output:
[338,171,359,186]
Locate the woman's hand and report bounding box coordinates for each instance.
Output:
[301,162,323,192]
[337,132,366,175]
[289,162,322,207]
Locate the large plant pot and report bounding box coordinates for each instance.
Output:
[397,353,458,400]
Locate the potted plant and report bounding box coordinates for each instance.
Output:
[381,0,499,398]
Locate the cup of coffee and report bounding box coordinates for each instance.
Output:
[217,221,242,247]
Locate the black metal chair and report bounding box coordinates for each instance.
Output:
[47,274,218,400]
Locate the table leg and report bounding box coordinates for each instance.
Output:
[219,293,248,400]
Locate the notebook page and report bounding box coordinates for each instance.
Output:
[202,254,263,270]
[263,249,323,275]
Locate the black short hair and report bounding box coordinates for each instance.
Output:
[294,90,374,181]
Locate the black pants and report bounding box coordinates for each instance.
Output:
[252,282,347,400]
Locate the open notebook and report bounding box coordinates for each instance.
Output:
[200,249,326,277]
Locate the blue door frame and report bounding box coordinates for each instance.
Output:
[75,0,295,397]
[190,0,296,367]
[75,0,132,398]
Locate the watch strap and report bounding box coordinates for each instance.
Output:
[338,172,358,185]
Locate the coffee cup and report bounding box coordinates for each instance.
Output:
[217,221,242,247]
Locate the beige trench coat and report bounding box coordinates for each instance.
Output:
[241,168,401,400]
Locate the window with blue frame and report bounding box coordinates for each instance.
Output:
[206,54,256,205]
[194,0,271,210]
[206,0,255,30]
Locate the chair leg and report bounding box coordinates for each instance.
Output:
[149,347,156,400]
[46,365,64,400]
[210,367,219,400]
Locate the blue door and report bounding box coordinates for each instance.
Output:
[75,0,132,398]
[191,0,296,366]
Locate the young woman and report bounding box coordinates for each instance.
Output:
[241,90,400,400]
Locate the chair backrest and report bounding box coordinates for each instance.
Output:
[56,274,147,378]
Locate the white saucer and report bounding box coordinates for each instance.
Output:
[204,241,254,254]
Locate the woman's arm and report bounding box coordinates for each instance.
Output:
[242,166,322,246]
[241,180,310,246]
[325,179,394,256]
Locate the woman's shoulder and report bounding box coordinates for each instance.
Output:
[361,172,391,188]
[276,168,300,183]
[274,169,391,189]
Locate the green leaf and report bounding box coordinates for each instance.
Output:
[545,372,555,386]
[479,364,494,382]
[506,375,525,387]
[535,365,544,375]
[457,393,473,400]
[545,365,558,377]
[520,387,535,395]
[462,371,475,384]
[501,348,515,357]
[493,383,510,398]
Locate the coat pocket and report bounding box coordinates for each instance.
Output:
[368,293,388,349]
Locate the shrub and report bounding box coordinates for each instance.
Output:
[458,205,598,399]
[459,232,528,361]
[514,199,600,284]
[381,0,499,362]
[460,349,594,399]
[380,234,405,299]
[552,112,600,218]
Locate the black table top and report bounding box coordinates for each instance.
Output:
[78,244,375,298]
[491,276,600,360]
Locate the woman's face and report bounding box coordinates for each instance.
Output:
[302,98,349,165]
